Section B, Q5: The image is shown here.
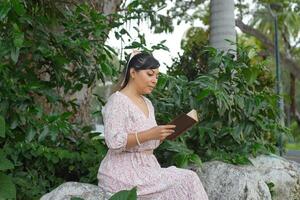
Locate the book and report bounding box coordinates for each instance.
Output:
[166,109,199,140]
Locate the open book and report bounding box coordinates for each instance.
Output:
[166,109,199,140]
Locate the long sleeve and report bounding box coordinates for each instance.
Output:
[102,95,128,152]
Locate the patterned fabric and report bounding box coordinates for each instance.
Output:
[97,91,209,200]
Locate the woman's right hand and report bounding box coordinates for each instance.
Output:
[146,125,176,141]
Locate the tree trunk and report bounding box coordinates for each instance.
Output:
[290,73,296,117]
[209,0,236,55]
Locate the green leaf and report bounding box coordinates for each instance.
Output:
[100,62,112,76]
[119,28,131,37]
[127,188,137,200]
[0,116,5,138]
[164,140,193,154]
[53,55,68,66]
[173,153,189,167]
[0,2,11,20]
[109,187,137,200]
[125,41,143,49]
[71,198,84,200]
[232,125,243,144]
[247,48,256,59]
[38,126,49,142]
[196,89,211,101]
[12,0,25,16]
[13,32,24,48]
[243,68,259,85]
[0,153,14,171]
[114,31,121,40]
[156,74,168,88]
[25,127,36,142]
[10,47,19,64]
[61,112,73,120]
[189,154,202,166]
[0,173,16,200]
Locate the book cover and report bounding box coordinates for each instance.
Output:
[166,109,199,140]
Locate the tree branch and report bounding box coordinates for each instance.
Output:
[296,110,300,126]
[235,19,300,79]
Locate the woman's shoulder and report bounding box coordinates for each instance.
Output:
[102,92,129,116]
[106,91,126,106]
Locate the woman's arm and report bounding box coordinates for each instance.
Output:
[126,125,175,149]
[126,131,152,149]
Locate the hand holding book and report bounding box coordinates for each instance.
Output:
[144,124,176,141]
[166,109,199,140]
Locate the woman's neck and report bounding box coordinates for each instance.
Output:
[121,83,142,99]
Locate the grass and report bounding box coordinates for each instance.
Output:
[286,143,300,150]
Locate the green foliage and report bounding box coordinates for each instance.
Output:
[0,1,120,199]
[151,45,288,166]
[124,0,174,33]
[3,137,107,199]
[169,27,209,80]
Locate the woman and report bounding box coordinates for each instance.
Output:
[97,51,208,200]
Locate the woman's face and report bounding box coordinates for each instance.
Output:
[130,68,159,94]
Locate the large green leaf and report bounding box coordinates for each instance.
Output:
[0,173,16,200]
[109,187,137,200]
[0,116,5,138]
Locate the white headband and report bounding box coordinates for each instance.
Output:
[121,50,141,87]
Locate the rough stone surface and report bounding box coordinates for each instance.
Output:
[41,155,300,200]
[40,182,111,200]
[197,154,300,200]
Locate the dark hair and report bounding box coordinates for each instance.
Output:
[114,52,160,91]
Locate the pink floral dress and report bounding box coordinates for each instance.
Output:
[97,91,208,200]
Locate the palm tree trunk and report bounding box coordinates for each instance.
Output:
[209,0,236,55]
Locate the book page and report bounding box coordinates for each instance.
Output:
[186,109,198,122]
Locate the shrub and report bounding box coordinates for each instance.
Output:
[151,45,289,167]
